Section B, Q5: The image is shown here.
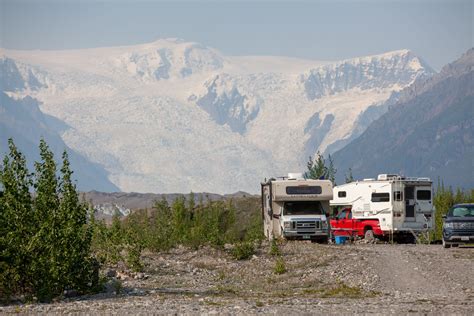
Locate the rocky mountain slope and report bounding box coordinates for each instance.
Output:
[0,39,434,193]
[333,49,474,188]
[0,58,119,191]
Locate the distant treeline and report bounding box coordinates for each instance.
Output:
[91,194,263,271]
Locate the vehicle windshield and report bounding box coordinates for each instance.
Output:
[283,201,324,215]
[448,205,474,217]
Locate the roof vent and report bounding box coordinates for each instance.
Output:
[377,174,399,181]
[288,173,304,180]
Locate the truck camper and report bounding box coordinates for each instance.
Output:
[261,173,333,242]
[330,174,434,242]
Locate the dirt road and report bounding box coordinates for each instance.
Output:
[2,242,473,314]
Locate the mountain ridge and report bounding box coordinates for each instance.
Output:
[1,39,435,193]
[333,48,474,188]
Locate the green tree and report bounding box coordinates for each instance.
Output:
[327,154,337,185]
[58,150,98,292]
[345,168,354,183]
[306,152,337,185]
[171,196,192,244]
[0,139,35,299]
[306,152,327,180]
[31,139,62,301]
[1,139,99,302]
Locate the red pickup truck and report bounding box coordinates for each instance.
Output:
[329,208,384,241]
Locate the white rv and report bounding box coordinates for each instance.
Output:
[330,174,434,242]
[261,173,333,242]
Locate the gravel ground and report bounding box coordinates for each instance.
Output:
[2,242,473,315]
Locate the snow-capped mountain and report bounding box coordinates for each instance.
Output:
[0,39,434,193]
[0,57,119,192]
[333,48,474,188]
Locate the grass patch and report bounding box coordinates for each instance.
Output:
[302,288,325,295]
[215,285,238,296]
[274,257,287,275]
[270,239,282,256]
[255,300,265,307]
[217,270,226,281]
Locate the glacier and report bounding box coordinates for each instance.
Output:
[0,39,434,193]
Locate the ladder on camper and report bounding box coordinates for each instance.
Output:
[390,176,404,244]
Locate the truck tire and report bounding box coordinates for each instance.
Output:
[364,229,375,243]
[442,239,451,248]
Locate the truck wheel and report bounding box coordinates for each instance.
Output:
[442,239,451,249]
[364,229,375,243]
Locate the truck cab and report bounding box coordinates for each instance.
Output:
[330,207,383,241]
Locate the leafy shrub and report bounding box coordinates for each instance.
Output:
[125,243,143,272]
[231,242,255,260]
[274,257,287,275]
[270,239,281,256]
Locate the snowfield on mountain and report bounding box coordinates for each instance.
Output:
[0,39,434,193]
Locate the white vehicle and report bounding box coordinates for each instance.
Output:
[330,174,434,242]
[261,173,333,242]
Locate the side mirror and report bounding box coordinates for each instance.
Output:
[442,215,447,219]
[272,214,280,219]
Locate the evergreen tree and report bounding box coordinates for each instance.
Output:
[305,152,327,180]
[327,154,337,185]
[345,168,354,183]
[305,152,337,185]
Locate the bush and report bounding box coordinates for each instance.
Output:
[231,242,255,260]
[125,243,143,272]
[270,239,281,256]
[274,257,287,275]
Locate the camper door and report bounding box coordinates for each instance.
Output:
[404,186,416,221]
[415,187,432,213]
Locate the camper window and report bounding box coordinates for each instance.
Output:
[286,186,322,195]
[417,190,431,200]
[371,193,390,202]
[337,210,347,220]
[283,201,324,215]
[394,191,403,201]
[338,191,347,198]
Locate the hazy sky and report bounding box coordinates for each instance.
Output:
[1,0,472,70]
